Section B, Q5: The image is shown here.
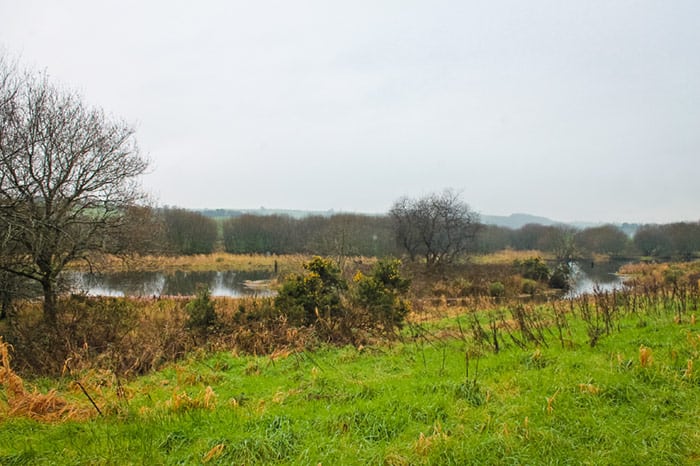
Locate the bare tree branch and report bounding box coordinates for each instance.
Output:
[0,57,149,322]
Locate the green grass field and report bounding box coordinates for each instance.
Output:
[2,299,699,465]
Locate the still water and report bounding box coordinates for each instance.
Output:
[64,270,275,298]
[565,260,628,297]
[64,261,628,299]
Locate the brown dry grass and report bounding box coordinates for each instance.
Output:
[639,345,653,368]
[472,249,554,265]
[167,385,217,412]
[414,422,449,456]
[4,295,319,378]
[4,298,191,376]
[620,260,700,287]
[68,252,311,274]
[407,296,499,323]
[0,337,24,398]
[0,337,93,422]
[203,443,226,463]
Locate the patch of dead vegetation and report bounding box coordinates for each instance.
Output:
[0,337,93,422]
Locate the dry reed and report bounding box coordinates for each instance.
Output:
[639,346,653,368]
[546,388,560,415]
[414,422,449,456]
[202,444,226,463]
[0,337,93,422]
[167,385,217,412]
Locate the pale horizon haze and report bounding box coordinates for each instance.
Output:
[1,1,699,224]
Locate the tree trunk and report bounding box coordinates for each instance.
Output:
[41,278,58,324]
[0,286,11,320]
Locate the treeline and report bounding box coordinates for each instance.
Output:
[478,222,700,260]
[222,213,397,256]
[128,207,699,261]
[123,208,399,257]
[115,207,218,255]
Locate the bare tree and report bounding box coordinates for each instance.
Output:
[0,58,149,322]
[107,204,167,257]
[0,215,27,320]
[389,189,481,268]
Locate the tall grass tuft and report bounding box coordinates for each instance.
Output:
[639,346,653,368]
[165,385,217,413]
[0,337,93,422]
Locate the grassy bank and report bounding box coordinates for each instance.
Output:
[2,293,699,464]
[67,253,312,274]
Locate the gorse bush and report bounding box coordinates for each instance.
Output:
[274,256,411,337]
[275,256,347,326]
[185,286,218,335]
[353,259,411,333]
[488,281,506,298]
[516,257,551,282]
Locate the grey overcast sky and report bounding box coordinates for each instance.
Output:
[1,1,699,223]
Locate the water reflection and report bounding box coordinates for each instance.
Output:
[64,261,628,299]
[64,270,275,297]
[566,260,628,297]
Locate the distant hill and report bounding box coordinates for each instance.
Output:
[193,208,641,235]
[198,208,337,220]
[479,213,561,229]
[197,209,561,225]
[480,214,641,235]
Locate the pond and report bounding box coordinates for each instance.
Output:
[565,260,629,297]
[63,260,629,299]
[63,270,276,298]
